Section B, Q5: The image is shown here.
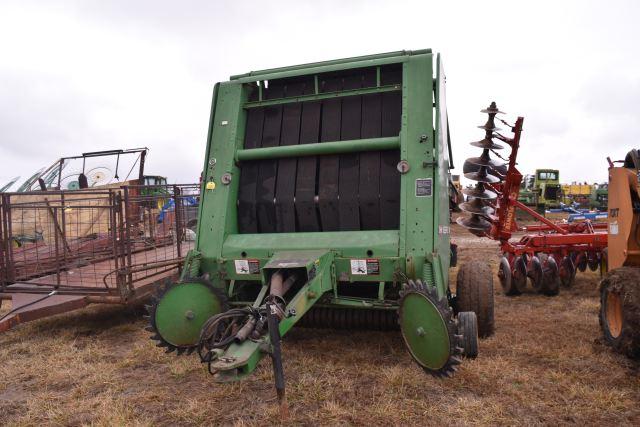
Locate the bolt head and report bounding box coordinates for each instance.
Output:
[185,310,195,320]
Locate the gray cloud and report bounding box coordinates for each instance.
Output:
[0,0,639,189]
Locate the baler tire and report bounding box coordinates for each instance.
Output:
[599,267,640,359]
[457,311,479,358]
[456,260,495,338]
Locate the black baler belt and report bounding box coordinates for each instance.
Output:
[380,66,402,229]
[238,99,264,233]
[294,92,321,232]
[256,83,284,233]
[359,69,382,230]
[338,74,362,231]
[318,76,342,232]
[275,81,305,232]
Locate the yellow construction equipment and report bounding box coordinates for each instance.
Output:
[599,149,640,358]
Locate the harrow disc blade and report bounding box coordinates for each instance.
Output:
[459,198,495,216]
[470,137,505,150]
[462,183,498,200]
[481,102,505,115]
[456,214,492,232]
[464,167,501,184]
[465,153,505,169]
[477,123,501,132]
[463,161,506,181]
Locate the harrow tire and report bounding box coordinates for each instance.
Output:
[498,256,519,296]
[456,260,495,337]
[599,267,640,359]
[457,311,478,358]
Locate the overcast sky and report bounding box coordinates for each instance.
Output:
[1,0,638,188]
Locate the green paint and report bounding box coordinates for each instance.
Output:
[154,282,224,347]
[400,292,450,369]
[236,136,399,161]
[244,84,400,109]
[164,49,456,380]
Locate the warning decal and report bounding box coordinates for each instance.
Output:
[350,259,380,275]
[234,259,260,274]
[415,178,433,197]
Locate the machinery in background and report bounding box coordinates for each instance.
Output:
[517,169,562,212]
[561,182,593,207]
[599,150,640,359]
[457,103,607,297]
[449,174,463,212]
[147,51,495,413]
[2,148,149,192]
[590,183,609,211]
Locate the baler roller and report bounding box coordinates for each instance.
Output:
[297,307,398,330]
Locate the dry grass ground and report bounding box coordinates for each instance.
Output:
[1,223,639,425]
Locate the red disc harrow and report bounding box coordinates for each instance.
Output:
[457,103,607,296]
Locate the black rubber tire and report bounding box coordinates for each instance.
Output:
[599,267,640,359]
[539,253,560,296]
[457,311,478,358]
[456,260,495,338]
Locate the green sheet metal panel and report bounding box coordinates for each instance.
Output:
[194,50,448,295]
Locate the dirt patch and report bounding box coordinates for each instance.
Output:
[1,226,639,425]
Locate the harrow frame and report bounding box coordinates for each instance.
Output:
[458,108,608,294]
